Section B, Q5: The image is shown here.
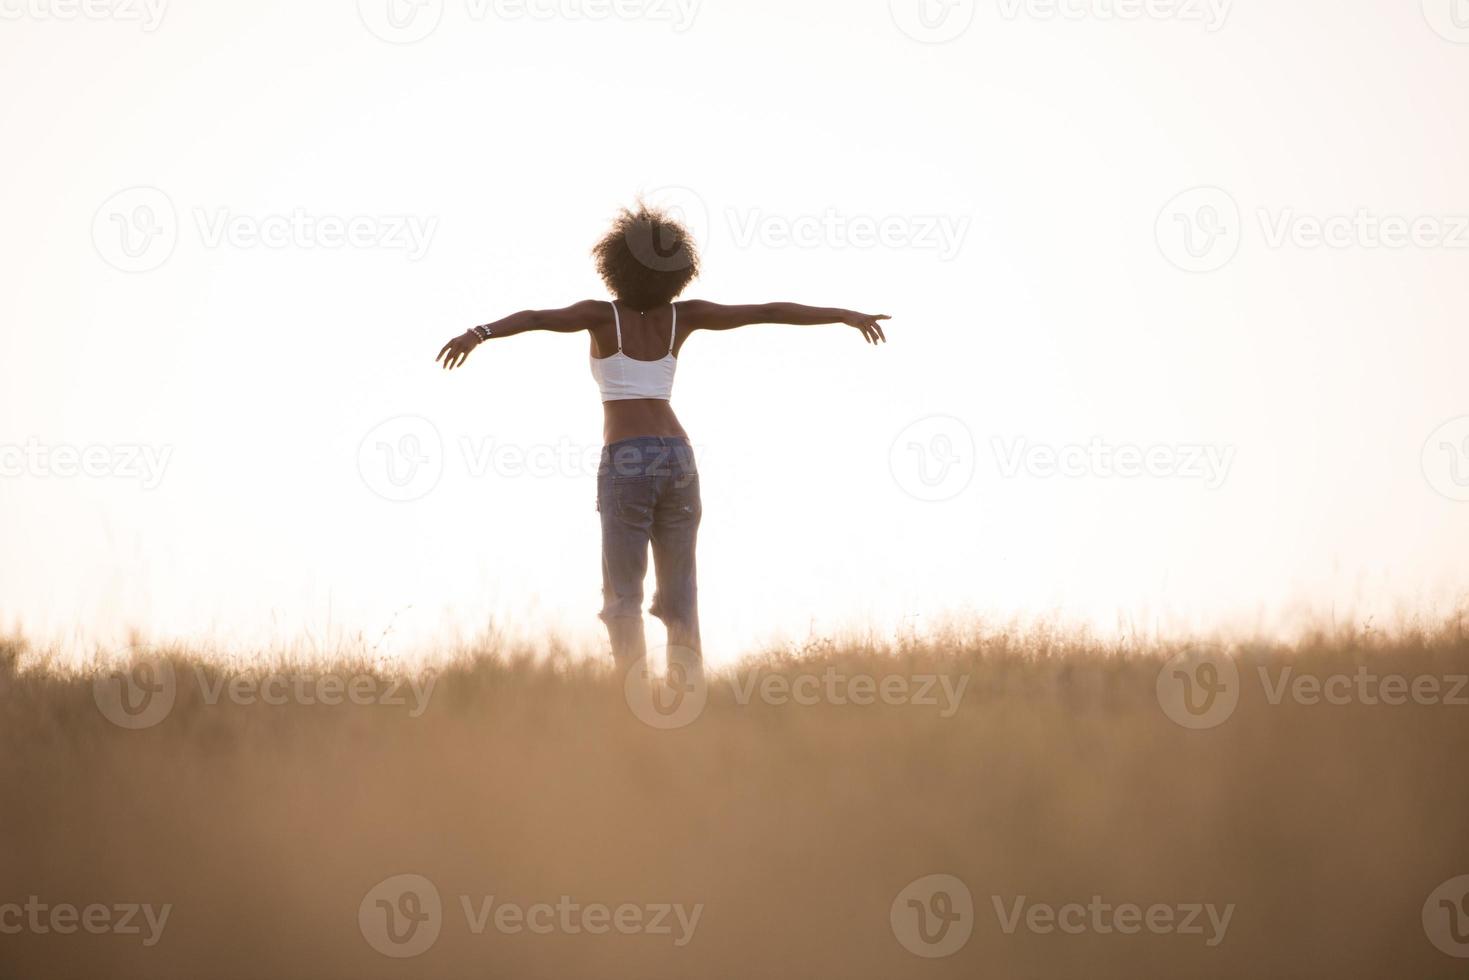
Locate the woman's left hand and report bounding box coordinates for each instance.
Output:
[843,312,890,345]
[436,331,481,370]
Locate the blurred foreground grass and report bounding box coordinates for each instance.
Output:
[2,620,1468,979]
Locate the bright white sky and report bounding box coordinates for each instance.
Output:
[2,0,1467,666]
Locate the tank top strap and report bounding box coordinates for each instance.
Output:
[669,303,678,356]
[609,301,623,352]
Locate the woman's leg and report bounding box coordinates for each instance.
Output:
[649,446,702,678]
[598,459,657,667]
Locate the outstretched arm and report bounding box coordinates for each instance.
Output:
[436,299,604,370]
[679,301,890,345]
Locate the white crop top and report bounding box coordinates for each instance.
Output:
[590,301,679,402]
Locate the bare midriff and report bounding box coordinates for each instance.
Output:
[603,399,689,445]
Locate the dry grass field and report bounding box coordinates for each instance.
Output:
[3,620,1469,979]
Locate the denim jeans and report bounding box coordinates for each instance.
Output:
[597,436,702,673]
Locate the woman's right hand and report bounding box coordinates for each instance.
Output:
[843,312,890,345]
[436,331,481,371]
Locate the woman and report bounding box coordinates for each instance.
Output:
[436,204,889,677]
